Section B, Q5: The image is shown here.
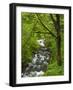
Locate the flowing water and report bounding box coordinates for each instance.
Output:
[22,39,50,77]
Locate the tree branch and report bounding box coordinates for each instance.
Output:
[50,14,56,23]
[36,14,56,38]
[50,14,58,30]
[33,31,50,34]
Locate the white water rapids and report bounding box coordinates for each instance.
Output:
[22,39,50,77]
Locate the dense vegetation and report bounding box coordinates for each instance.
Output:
[21,12,64,76]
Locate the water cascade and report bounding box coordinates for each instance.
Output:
[22,39,50,77]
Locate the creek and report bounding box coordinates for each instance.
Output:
[22,39,50,77]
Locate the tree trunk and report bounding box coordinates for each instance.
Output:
[56,14,62,66]
[56,33,62,66]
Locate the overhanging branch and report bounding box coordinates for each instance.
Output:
[50,14,56,23]
[36,14,56,38]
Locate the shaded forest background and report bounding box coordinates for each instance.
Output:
[21,12,64,76]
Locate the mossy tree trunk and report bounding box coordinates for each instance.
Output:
[49,14,62,66]
[55,14,62,66]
